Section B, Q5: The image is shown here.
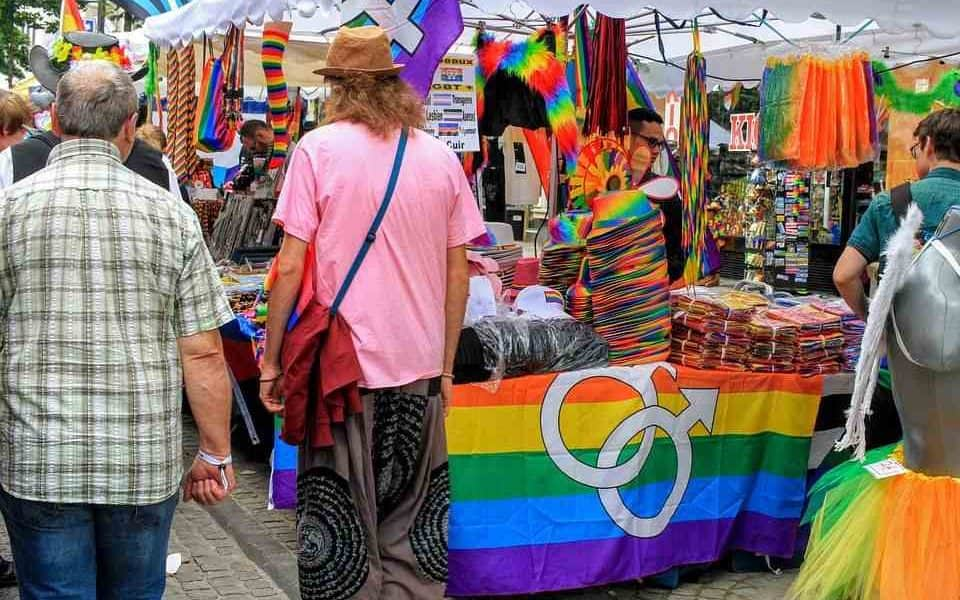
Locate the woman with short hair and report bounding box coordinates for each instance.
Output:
[0,91,35,152]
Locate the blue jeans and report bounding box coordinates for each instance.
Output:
[0,486,178,600]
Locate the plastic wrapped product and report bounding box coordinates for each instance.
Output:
[469,316,609,380]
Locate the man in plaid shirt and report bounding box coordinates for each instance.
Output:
[0,61,236,598]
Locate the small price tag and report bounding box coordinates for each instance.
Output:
[865,458,908,480]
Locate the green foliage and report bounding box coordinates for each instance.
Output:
[0,0,65,84]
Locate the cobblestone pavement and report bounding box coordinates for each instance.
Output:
[0,416,797,599]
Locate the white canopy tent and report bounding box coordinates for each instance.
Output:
[467,0,960,37]
[144,0,960,90]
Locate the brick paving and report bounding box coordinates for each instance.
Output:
[0,415,798,599]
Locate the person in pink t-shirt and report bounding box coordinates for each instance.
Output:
[260,26,485,600]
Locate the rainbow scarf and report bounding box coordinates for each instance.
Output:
[679,39,710,285]
[261,22,292,171]
[475,29,579,175]
[446,365,823,595]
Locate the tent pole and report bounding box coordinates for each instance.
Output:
[548,134,559,218]
[841,20,874,44]
[97,0,106,32]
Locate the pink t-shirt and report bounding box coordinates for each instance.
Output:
[273,122,486,389]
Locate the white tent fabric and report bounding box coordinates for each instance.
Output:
[144,0,960,49]
[143,0,960,90]
[144,0,336,48]
[471,0,960,37]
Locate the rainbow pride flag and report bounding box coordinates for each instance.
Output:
[446,364,822,596]
[61,0,84,33]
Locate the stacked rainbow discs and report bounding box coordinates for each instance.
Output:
[585,190,671,365]
[540,210,593,294]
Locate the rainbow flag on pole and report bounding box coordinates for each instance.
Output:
[446,364,822,596]
[61,0,84,33]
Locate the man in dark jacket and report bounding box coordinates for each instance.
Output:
[627,108,684,283]
[0,130,175,191]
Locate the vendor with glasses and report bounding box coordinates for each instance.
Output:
[627,107,684,283]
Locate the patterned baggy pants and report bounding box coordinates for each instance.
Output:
[296,379,448,600]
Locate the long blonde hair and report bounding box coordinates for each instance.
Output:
[323,74,425,138]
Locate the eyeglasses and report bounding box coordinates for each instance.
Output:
[635,134,667,149]
[911,140,925,159]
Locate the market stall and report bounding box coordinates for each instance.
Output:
[131,0,959,595]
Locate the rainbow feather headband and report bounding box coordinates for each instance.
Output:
[475,29,579,175]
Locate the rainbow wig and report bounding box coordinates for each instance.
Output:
[475,28,579,175]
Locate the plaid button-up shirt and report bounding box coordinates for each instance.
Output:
[0,139,233,506]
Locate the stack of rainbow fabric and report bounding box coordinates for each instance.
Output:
[583,190,671,364]
[766,305,845,375]
[812,299,865,372]
[746,313,800,373]
[669,291,768,371]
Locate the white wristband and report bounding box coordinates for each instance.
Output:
[197,449,233,467]
[197,450,233,490]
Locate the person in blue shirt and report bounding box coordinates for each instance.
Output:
[834,108,960,319]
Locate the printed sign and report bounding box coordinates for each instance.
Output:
[425,55,480,152]
[729,113,760,152]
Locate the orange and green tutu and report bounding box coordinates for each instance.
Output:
[790,444,960,600]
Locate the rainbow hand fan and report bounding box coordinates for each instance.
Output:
[569,136,631,210]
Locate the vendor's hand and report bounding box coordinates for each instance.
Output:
[183,457,237,505]
[260,362,284,414]
[441,376,454,418]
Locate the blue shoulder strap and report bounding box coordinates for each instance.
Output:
[330,128,409,316]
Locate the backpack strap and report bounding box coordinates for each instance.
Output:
[890,182,913,223]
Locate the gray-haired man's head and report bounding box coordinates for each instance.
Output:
[52,60,139,159]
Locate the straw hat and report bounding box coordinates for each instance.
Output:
[314,26,404,78]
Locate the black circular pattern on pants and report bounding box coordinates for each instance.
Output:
[410,465,449,583]
[373,391,429,520]
[297,468,369,600]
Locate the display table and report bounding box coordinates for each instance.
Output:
[267,363,851,596]
[209,193,280,262]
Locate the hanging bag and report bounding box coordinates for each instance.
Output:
[195,35,233,152]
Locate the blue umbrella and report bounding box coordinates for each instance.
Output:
[113,0,190,20]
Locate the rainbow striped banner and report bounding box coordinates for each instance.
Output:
[446,364,822,596]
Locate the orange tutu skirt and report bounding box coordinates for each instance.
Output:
[790,445,960,599]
